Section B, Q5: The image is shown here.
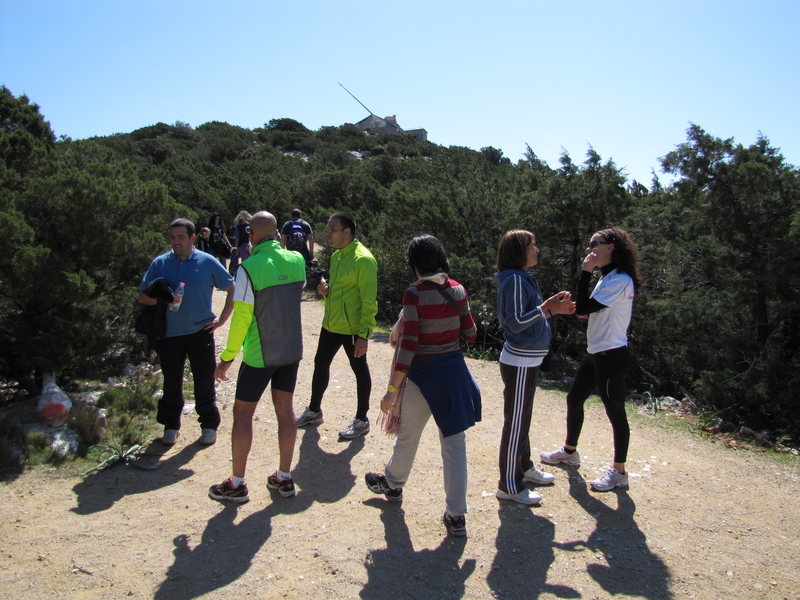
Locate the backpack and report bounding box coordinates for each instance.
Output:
[286,220,307,251]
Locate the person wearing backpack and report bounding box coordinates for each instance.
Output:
[280,208,314,265]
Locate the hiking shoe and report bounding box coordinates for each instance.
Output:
[590,467,629,492]
[365,472,403,502]
[208,478,249,503]
[162,428,178,445]
[540,447,581,466]
[296,408,323,428]
[199,428,217,445]
[523,466,556,485]
[340,417,370,439]
[267,472,296,497]
[442,512,467,537]
[496,488,542,505]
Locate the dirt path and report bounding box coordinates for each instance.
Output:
[1,291,799,600]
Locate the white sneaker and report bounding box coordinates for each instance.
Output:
[523,466,556,485]
[540,447,581,466]
[296,407,324,428]
[162,429,178,445]
[339,417,370,439]
[590,467,629,492]
[199,428,217,445]
[496,488,542,505]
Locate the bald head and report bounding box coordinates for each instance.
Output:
[249,211,277,243]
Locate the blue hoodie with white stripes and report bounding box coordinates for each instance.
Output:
[494,269,551,361]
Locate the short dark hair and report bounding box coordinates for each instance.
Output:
[496,229,535,271]
[291,208,302,219]
[171,218,195,237]
[330,212,356,237]
[407,235,450,278]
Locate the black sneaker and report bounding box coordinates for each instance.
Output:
[208,478,249,503]
[442,511,467,537]
[267,472,296,497]
[365,472,403,502]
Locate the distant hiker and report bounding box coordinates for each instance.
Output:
[209,211,306,503]
[494,230,574,506]
[280,208,314,265]
[365,235,481,537]
[541,227,642,492]
[207,212,233,268]
[197,227,212,254]
[295,212,377,440]
[138,218,235,446]
[229,210,252,277]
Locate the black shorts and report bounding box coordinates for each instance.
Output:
[235,362,300,403]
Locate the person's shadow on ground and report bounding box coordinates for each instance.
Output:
[152,499,293,600]
[557,469,672,599]
[70,441,202,515]
[151,427,368,599]
[292,425,365,504]
[359,500,475,600]
[487,502,580,599]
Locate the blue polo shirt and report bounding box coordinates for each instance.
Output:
[140,248,234,338]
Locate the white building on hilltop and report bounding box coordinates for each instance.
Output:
[354,114,427,142]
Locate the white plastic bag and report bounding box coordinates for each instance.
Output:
[37,373,72,427]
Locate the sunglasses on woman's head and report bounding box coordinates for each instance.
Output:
[588,240,610,249]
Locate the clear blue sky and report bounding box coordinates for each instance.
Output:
[2,0,798,185]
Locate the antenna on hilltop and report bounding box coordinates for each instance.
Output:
[339,83,374,116]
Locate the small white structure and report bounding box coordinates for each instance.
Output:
[354,114,427,142]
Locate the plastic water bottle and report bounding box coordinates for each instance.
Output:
[169,282,185,312]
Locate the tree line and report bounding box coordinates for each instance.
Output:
[1,86,798,440]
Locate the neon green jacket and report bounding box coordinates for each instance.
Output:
[220,240,306,367]
[322,239,378,339]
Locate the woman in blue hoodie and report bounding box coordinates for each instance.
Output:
[494,230,574,505]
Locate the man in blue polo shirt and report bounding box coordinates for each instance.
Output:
[138,218,235,446]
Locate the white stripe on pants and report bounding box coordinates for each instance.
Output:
[384,378,468,517]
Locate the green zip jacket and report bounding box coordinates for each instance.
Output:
[220,239,306,367]
[322,239,378,339]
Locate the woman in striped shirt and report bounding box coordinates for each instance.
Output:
[365,235,481,537]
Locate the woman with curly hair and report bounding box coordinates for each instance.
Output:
[541,227,642,492]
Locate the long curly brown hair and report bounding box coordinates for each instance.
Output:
[598,227,642,291]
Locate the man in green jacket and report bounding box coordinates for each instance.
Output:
[209,211,306,503]
[296,212,378,439]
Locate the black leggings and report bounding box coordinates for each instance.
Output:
[565,346,630,464]
[309,327,371,420]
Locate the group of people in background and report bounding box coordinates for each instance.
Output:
[138,209,642,538]
[196,208,315,277]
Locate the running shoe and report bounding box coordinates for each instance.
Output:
[267,472,296,497]
[209,478,250,503]
[442,512,467,537]
[496,488,542,505]
[295,408,323,427]
[199,428,217,445]
[339,417,370,439]
[590,467,629,492]
[523,466,556,485]
[540,447,581,466]
[162,428,178,445]
[365,472,403,502]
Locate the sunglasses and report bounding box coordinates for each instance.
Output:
[588,240,610,249]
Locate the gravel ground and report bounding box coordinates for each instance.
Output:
[1,291,799,600]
